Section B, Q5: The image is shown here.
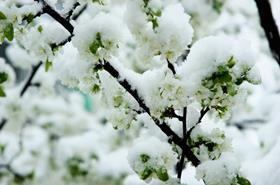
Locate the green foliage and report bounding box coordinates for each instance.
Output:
[66,156,88,178]
[45,59,53,72]
[91,84,100,94]
[92,0,105,5]
[0,72,8,83]
[236,176,251,185]
[12,172,34,185]
[0,11,7,20]
[146,9,161,30]
[89,32,103,55]
[212,0,224,14]
[138,154,170,182]
[155,167,169,181]
[200,56,249,117]
[0,86,6,97]
[37,25,43,33]
[0,144,6,154]
[143,0,149,8]
[140,167,153,180]
[227,56,236,68]
[25,14,35,24]
[140,154,150,163]
[4,23,14,41]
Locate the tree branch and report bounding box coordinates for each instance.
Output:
[72,4,88,21]
[66,2,80,21]
[177,107,187,179]
[186,107,210,138]
[20,61,43,97]
[167,59,176,75]
[35,0,74,35]
[0,119,7,131]
[255,0,280,65]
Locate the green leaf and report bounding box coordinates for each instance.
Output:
[91,84,100,94]
[140,167,153,180]
[227,56,236,68]
[227,84,237,96]
[213,0,224,14]
[156,167,169,181]
[89,32,103,55]
[0,144,6,154]
[143,0,149,8]
[0,72,8,84]
[140,154,150,163]
[92,0,105,5]
[37,25,43,33]
[0,86,6,97]
[4,23,14,41]
[237,176,251,185]
[67,156,88,178]
[13,171,34,184]
[25,14,35,23]
[45,59,52,72]
[0,11,7,20]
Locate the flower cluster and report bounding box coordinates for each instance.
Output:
[72,12,124,63]
[196,153,251,185]
[180,36,260,117]
[140,67,188,118]
[128,137,176,182]
[188,126,231,161]
[99,70,139,130]
[125,1,193,63]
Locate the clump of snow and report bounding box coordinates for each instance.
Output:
[128,136,176,181]
[72,12,124,63]
[196,153,240,185]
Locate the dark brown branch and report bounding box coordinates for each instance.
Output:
[187,107,210,138]
[36,0,74,35]
[0,119,7,131]
[167,59,176,75]
[177,107,187,179]
[20,61,43,97]
[72,4,87,21]
[255,0,280,65]
[66,2,80,20]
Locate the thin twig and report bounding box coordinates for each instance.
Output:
[0,119,7,131]
[72,4,87,21]
[167,59,176,75]
[20,61,43,97]
[66,2,80,20]
[186,107,210,138]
